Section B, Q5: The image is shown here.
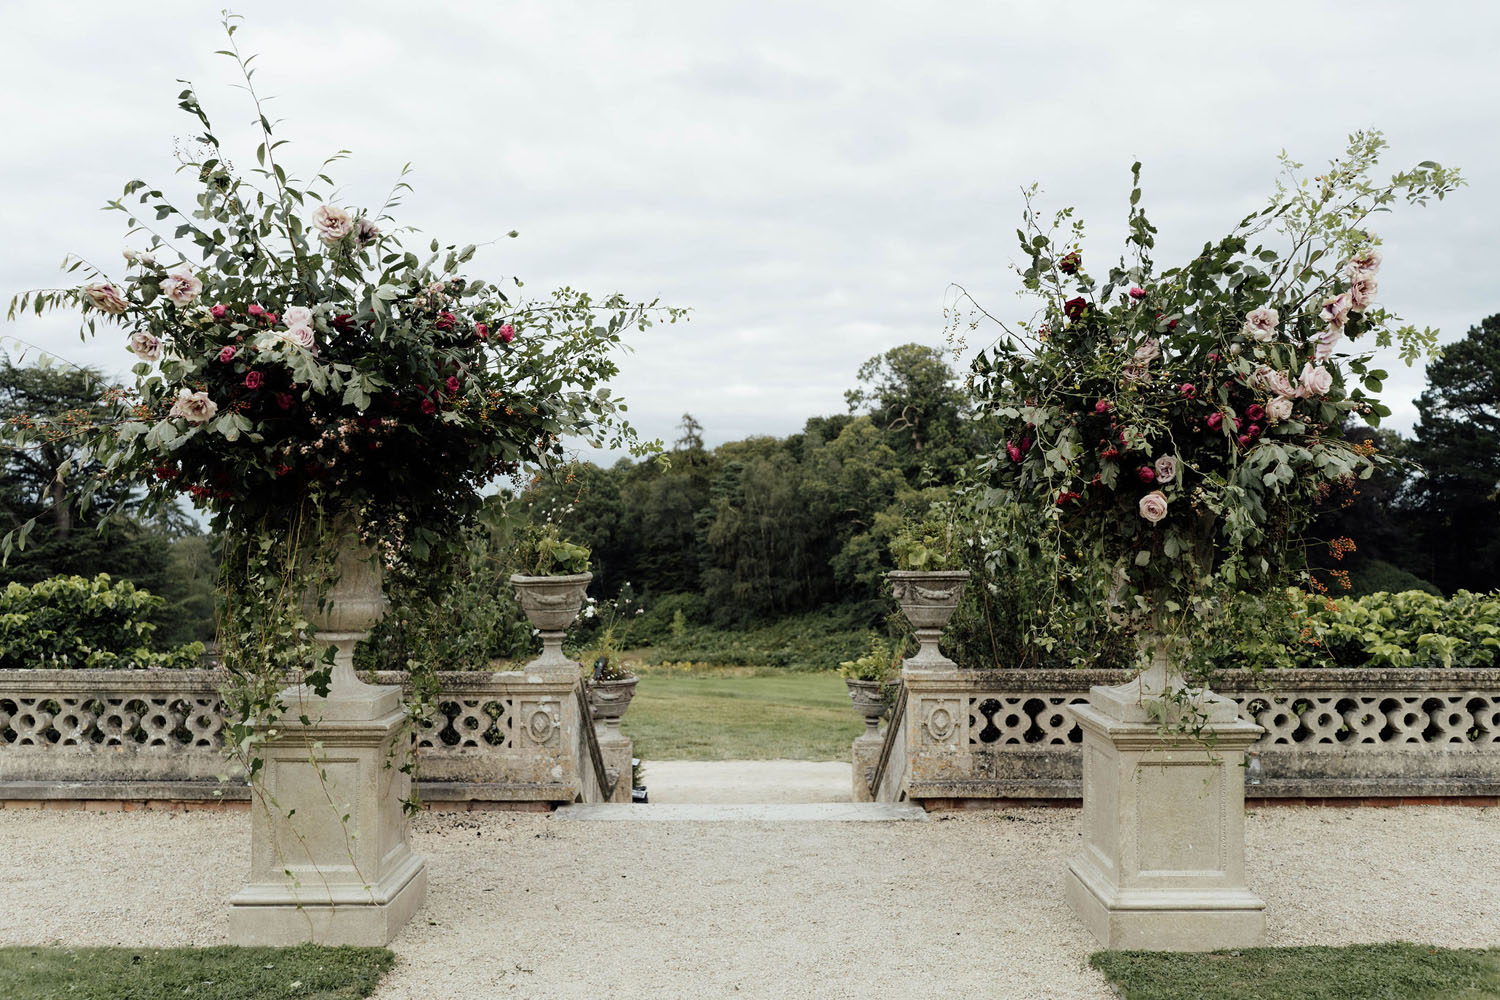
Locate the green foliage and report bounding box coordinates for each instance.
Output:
[512,523,590,576]
[643,603,884,672]
[838,635,897,682]
[0,944,394,1000]
[1090,943,1500,1000]
[0,574,204,668]
[889,509,964,571]
[1348,558,1441,598]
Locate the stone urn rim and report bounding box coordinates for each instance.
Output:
[509,571,594,585]
[886,569,970,581]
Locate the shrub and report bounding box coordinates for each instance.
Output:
[0,574,205,668]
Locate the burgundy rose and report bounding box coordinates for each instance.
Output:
[243,371,263,390]
[333,313,354,333]
[475,322,489,340]
[1137,465,1156,484]
[420,398,437,415]
[1246,403,1266,421]
[1246,423,1263,440]
[1059,251,1081,275]
[1179,383,1197,399]
[1019,435,1032,452]
[1206,412,1223,431]
[1063,297,1088,321]
[275,392,294,411]
[1237,433,1252,447]
[445,375,461,394]
[435,311,456,331]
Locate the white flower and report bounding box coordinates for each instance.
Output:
[355,216,380,245]
[1132,337,1161,365]
[84,283,129,315]
[122,249,138,263]
[1153,455,1178,485]
[126,331,160,361]
[1242,306,1279,342]
[1266,396,1294,424]
[1346,247,1382,276]
[283,305,314,328]
[281,324,317,351]
[1348,271,1379,312]
[1299,362,1333,397]
[159,266,202,306]
[1319,292,1353,331]
[169,389,217,424]
[312,204,353,244]
[1138,490,1169,525]
[1315,326,1343,361]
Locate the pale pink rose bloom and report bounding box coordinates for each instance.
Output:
[1153,455,1178,484]
[1349,272,1379,311]
[126,331,161,361]
[1300,362,1333,397]
[282,324,317,350]
[1266,369,1298,398]
[1266,396,1295,424]
[312,204,353,244]
[1138,490,1169,524]
[1242,306,1279,342]
[1319,292,1353,330]
[1315,326,1343,361]
[283,306,314,328]
[169,389,217,424]
[160,266,203,306]
[1132,337,1161,365]
[84,283,129,315]
[1347,248,1382,275]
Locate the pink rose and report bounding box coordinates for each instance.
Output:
[84,283,129,315]
[127,331,161,361]
[1154,455,1177,484]
[1346,248,1382,275]
[312,204,353,244]
[1319,292,1353,330]
[218,345,237,363]
[1138,491,1168,524]
[1246,403,1266,422]
[1242,305,1279,342]
[475,323,489,340]
[1136,465,1156,484]
[1006,441,1022,463]
[210,304,228,319]
[1266,396,1294,423]
[445,375,461,394]
[435,311,456,331]
[159,266,203,306]
[247,304,265,317]
[1206,413,1223,431]
[1128,286,1145,300]
[283,306,313,328]
[282,325,316,351]
[1300,362,1333,397]
[1315,326,1343,361]
[1094,399,1112,413]
[499,323,515,343]
[243,371,263,390]
[1132,337,1161,365]
[169,389,217,425]
[1348,271,1378,312]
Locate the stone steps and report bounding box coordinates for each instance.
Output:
[552,802,929,822]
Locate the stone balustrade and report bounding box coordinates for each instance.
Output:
[869,667,1500,803]
[0,668,619,805]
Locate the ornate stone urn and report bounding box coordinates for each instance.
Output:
[888,570,968,670]
[586,676,638,738]
[509,572,593,674]
[844,678,888,734]
[230,519,428,947]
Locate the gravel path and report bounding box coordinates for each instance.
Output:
[1,803,1495,999]
[645,759,852,803]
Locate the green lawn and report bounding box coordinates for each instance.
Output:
[0,945,394,1000]
[619,665,864,760]
[1091,943,1500,1000]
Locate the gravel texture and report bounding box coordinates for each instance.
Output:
[1,799,1496,999]
[645,759,852,803]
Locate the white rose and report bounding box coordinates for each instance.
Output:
[1242,305,1279,342]
[283,306,314,328]
[1348,272,1378,312]
[1153,455,1178,485]
[1319,292,1353,330]
[126,331,161,362]
[282,324,317,350]
[1299,362,1333,397]
[1138,490,1169,525]
[1133,337,1161,365]
[84,283,129,315]
[169,389,218,424]
[312,204,353,244]
[159,266,203,306]
[1265,369,1297,398]
[1266,396,1294,424]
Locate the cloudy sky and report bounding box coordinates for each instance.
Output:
[2,1,1495,454]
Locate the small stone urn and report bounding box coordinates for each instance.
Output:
[509,572,593,674]
[844,678,888,735]
[586,676,639,738]
[888,570,969,670]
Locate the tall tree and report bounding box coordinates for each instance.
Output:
[1407,314,1500,592]
[844,343,973,482]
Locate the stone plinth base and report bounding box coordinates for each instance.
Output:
[1065,687,1266,951]
[851,733,883,803]
[598,732,634,804]
[228,680,428,946]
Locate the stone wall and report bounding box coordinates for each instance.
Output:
[870,668,1500,802]
[0,668,616,804]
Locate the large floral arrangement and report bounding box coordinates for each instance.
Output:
[9,19,678,566]
[960,133,1461,651]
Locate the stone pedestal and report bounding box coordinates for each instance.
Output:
[597,731,635,804]
[228,526,427,946]
[1065,659,1265,951]
[851,731,883,803]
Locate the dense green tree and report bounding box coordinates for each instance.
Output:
[844,343,972,482]
[1406,314,1500,592]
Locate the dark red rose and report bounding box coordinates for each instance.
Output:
[420,398,437,415]
[1206,413,1223,431]
[242,371,263,390]
[1137,466,1156,484]
[1059,251,1081,275]
[1246,403,1266,421]
[1063,297,1088,320]
[445,375,461,394]
[475,322,489,340]
[435,311,456,331]
[275,392,294,410]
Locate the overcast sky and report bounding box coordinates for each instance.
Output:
[2,1,1495,456]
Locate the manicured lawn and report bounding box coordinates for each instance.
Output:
[1091,943,1500,1000]
[620,665,864,760]
[0,945,394,1000]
